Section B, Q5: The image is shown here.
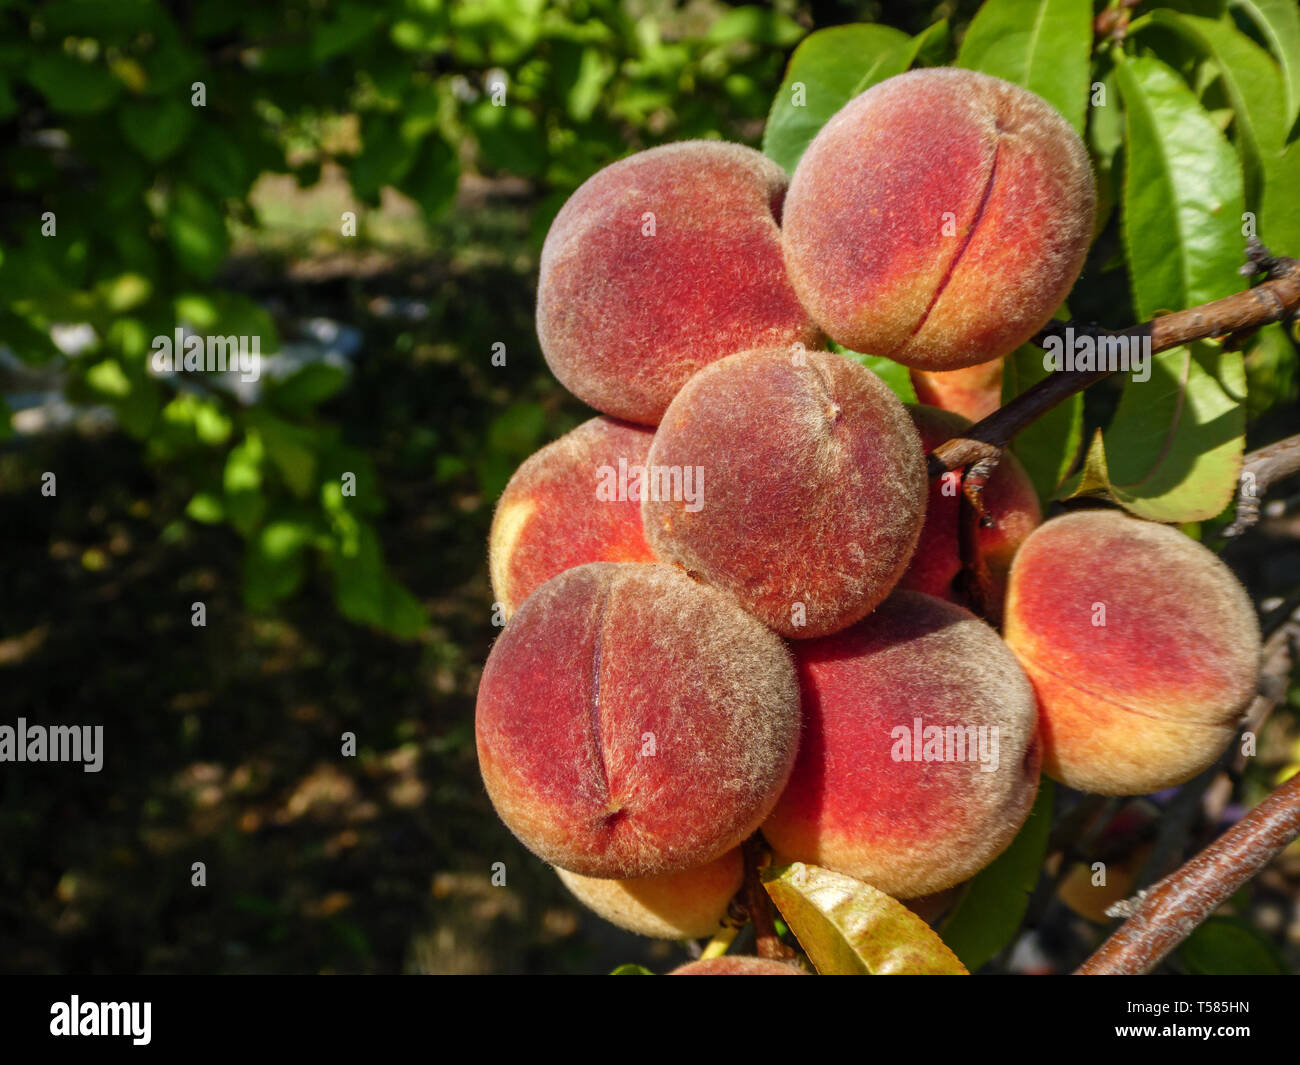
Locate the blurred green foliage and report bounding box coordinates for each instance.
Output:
[0,0,806,635]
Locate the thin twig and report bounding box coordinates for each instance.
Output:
[740,835,794,961]
[927,241,1300,500]
[1076,772,1300,974]
[1222,434,1300,537]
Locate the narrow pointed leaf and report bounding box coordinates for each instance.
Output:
[1231,0,1300,128]
[762,24,913,174]
[957,0,1093,134]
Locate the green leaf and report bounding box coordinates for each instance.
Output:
[244,519,313,609]
[119,98,195,162]
[1115,54,1246,318]
[1178,916,1287,974]
[761,23,913,174]
[269,363,349,414]
[1261,137,1300,254]
[835,346,917,403]
[706,6,804,46]
[1002,339,1084,505]
[1243,322,1298,419]
[1142,11,1287,202]
[185,491,224,524]
[939,780,1053,971]
[1062,343,1246,522]
[956,0,1093,134]
[251,412,318,499]
[331,523,427,639]
[912,20,952,67]
[311,1,381,62]
[764,862,968,975]
[402,136,460,220]
[26,52,122,114]
[164,183,228,279]
[609,963,654,975]
[1231,0,1300,128]
[469,100,546,177]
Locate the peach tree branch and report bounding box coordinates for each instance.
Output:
[1076,767,1300,975]
[927,240,1300,514]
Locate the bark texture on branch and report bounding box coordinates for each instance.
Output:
[1077,769,1300,975]
[928,241,1300,483]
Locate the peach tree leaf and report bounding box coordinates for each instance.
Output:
[1141,11,1287,203]
[1177,916,1287,974]
[939,779,1053,971]
[1115,53,1245,319]
[763,862,968,975]
[957,0,1094,134]
[1231,0,1300,127]
[762,23,913,175]
[1060,342,1246,523]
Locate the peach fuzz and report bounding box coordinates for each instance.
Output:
[1002,509,1261,796]
[670,956,806,975]
[643,347,927,639]
[761,591,1041,898]
[556,847,742,940]
[897,404,1041,609]
[489,416,657,618]
[476,562,800,880]
[782,68,1095,371]
[537,141,822,425]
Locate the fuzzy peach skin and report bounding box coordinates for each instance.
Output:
[536,141,822,425]
[644,347,927,639]
[897,404,1041,608]
[782,69,1095,371]
[1002,510,1262,796]
[910,358,1005,422]
[556,847,742,940]
[476,562,800,879]
[761,591,1041,898]
[490,416,657,617]
[670,956,806,975]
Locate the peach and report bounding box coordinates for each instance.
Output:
[489,416,657,617]
[782,69,1095,371]
[1003,509,1261,796]
[643,347,927,639]
[476,562,800,879]
[898,404,1041,610]
[910,358,1005,422]
[761,591,1041,898]
[537,141,822,424]
[670,956,806,975]
[556,847,742,940]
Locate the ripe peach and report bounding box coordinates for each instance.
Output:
[1003,509,1261,796]
[489,416,657,617]
[910,358,1005,422]
[643,347,927,639]
[476,562,800,879]
[537,141,822,424]
[897,404,1041,609]
[670,956,806,975]
[782,69,1095,371]
[761,591,1041,898]
[556,847,742,940]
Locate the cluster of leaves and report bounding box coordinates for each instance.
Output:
[767,0,1300,527]
[0,0,803,635]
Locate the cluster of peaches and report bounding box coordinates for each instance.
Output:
[474,69,1263,967]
